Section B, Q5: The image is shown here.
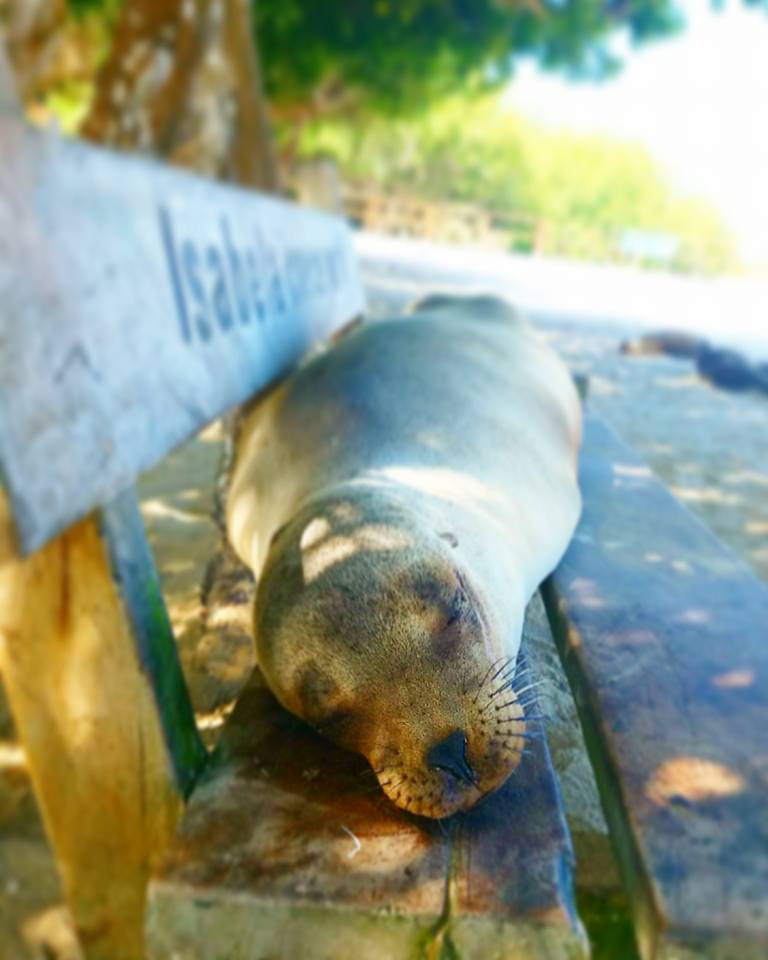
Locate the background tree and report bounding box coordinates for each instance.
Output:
[3,0,691,157]
[80,0,279,188]
[0,0,109,116]
[257,0,684,126]
[0,0,750,270]
[298,95,739,273]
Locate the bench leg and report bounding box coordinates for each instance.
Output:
[0,512,189,958]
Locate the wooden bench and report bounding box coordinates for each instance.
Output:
[144,415,768,960]
[2,50,767,959]
[145,617,586,960]
[543,415,768,960]
[0,60,360,957]
[0,62,583,959]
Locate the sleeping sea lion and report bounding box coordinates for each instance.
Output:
[619,331,708,359]
[226,294,582,818]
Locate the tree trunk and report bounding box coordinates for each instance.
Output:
[81,0,280,191]
[1,0,66,101]
[0,0,102,120]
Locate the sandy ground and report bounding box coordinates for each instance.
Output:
[544,317,768,583]
[1,257,767,957]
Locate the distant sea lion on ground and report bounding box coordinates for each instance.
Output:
[226,294,582,818]
[620,332,768,396]
[619,331,707,359]
[695,343,768,394]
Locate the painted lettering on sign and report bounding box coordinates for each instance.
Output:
[158,206,350,344]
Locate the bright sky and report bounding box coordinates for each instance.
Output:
[503,0,768,267]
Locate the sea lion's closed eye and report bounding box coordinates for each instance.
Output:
[445,583,467,628]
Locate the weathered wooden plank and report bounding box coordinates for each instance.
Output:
[100,488,207,798]
[542,414,768,960]
[147,606,587,960]
[0,113,364,556]
[0,486,18,566]
[0,509,187,959]
[0,43,21,115]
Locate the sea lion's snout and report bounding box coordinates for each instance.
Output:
[426,729,478,787]
[251,492,535,819]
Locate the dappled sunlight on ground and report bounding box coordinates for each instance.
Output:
[572,339,768,585]
[646,757,746,807]
[712,669,755,689]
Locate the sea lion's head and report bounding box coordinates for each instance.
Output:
[254,491,527,819]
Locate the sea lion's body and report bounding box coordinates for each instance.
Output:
[227,295,581,818]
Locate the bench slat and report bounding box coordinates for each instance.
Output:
[0,115,364,555]
[100,488,207,797]
[0,505,186,958]
[543,414,768,959]
[146,604,587,959]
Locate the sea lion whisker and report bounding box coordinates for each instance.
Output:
[372,763,403,776]
[384,777,407,793]
[517,704,541,717]
[482,671,546,706]
[494,660,532,686]
[484,670,518,689]
[493,699,540,712]
[511,680,547,698]
[494,720,543,737]
[497,662,526,683]
[365,772,405,794]
[472,655,512,704]
[486,676,525,700]
[488,655,517,684]
[488,677,516,696]
[516,700,542,713]
[512,663,533,676]
[481,694,520,714]
[499,730,545,741]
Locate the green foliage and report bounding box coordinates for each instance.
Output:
[256,0,684,117]
[61,0,764,125]
[294,95,739,274]
[67,0,122,19]
[43,80,94,133]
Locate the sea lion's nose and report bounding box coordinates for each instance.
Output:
[426,729,478,786]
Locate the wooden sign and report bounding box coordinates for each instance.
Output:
[0,115,364,555]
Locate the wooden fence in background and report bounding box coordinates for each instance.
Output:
[291,164,717,272]
[341,184,544,253]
